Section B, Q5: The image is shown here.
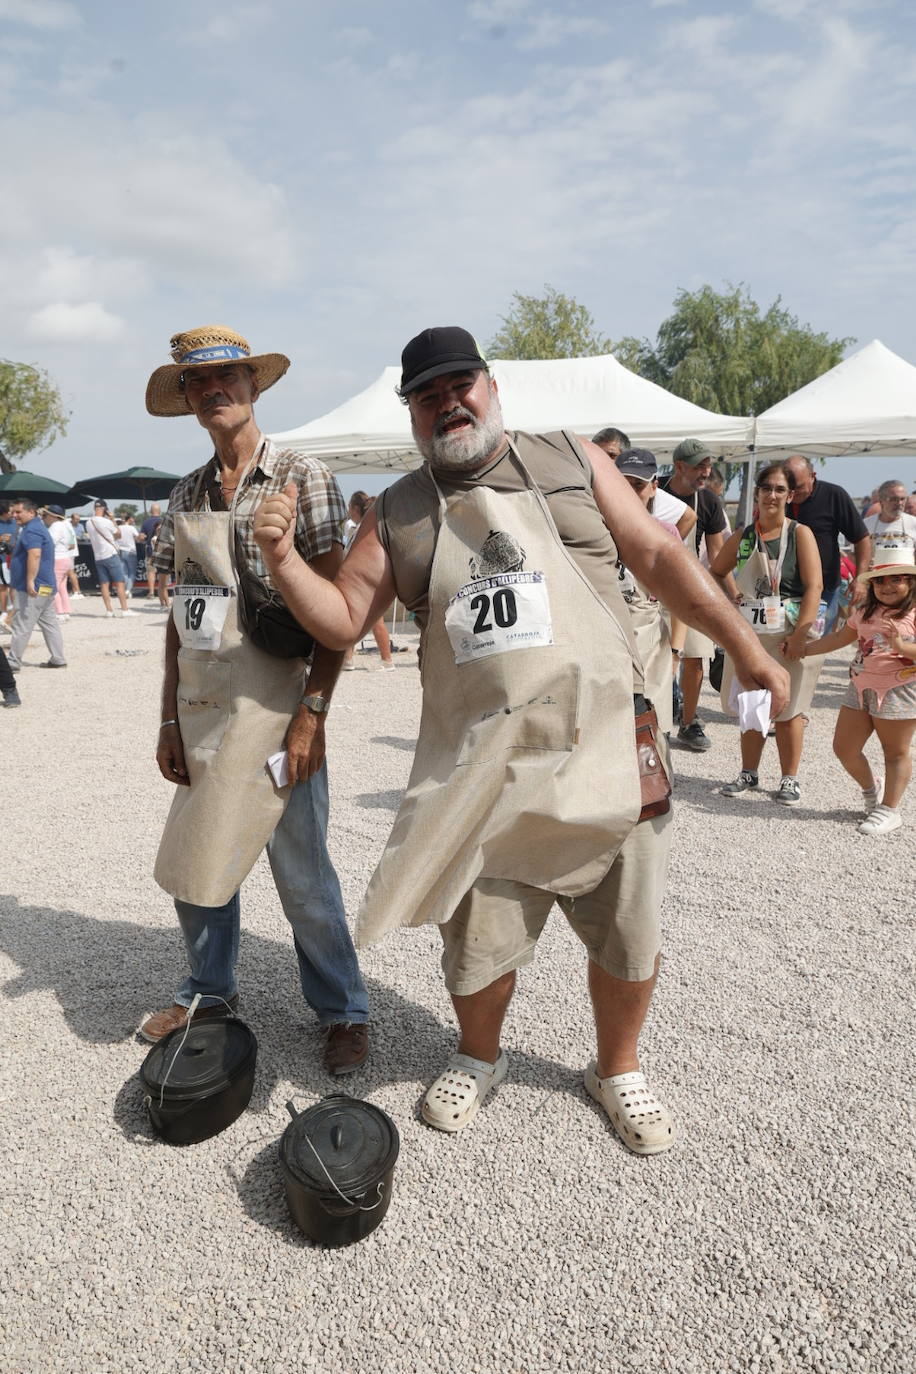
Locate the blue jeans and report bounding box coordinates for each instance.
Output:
[121,551,137,593]
[821,585,843,634]
[173,764,368,1025]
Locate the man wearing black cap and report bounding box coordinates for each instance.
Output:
[253,326,788,1156]
[659,438,733,751]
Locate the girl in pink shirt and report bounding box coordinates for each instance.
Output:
[803,551,916,834]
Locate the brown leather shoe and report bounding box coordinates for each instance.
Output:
[139,996,239,1044]
[322,1022,369,1075]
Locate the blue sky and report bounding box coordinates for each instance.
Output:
[3,0,916,502]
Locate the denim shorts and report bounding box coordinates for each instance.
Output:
[95,553,126,585]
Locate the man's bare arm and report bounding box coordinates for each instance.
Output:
[285,544,347,783]
[584,440,790,712]
[156,616,189,785]
[254,484,396,648]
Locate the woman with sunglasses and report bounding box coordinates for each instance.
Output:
[709,461,823,805]
[800,548,916,834]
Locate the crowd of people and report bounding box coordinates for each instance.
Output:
[4,322,915,1160]
[0,495,172,708]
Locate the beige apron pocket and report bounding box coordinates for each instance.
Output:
[177,657,232,753]
[455,655,580,765]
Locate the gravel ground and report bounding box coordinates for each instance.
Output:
[1,597,913,1374]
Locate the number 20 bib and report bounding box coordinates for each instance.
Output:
[173,584,233,651]
[445,570,553,665]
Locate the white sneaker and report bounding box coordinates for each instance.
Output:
[71,592,85,600]
[858,805,901,835]
[121,609,139,617]
[105,610,115,618]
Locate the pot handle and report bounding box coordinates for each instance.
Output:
[285,1100,300,1122]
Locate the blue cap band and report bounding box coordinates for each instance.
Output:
[179,345,250,365]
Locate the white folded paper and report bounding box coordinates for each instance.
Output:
[267,750,290,787]
[727,679,772,736]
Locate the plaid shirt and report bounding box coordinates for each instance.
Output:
[153,439,346,580]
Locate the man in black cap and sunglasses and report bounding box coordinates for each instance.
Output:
[253,325,788,1155]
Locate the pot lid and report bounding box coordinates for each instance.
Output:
[281,1095,399,1196]
[140,1019,257,1100]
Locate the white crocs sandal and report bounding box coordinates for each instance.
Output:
[584,1062,674,1155]
[421,1050,508,1133]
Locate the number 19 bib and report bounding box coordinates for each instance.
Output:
[445,571,553,665]
[173,584,233,651]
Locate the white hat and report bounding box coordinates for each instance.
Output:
[860,545,916,580]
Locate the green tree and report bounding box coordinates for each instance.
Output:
[488,285,612,359]
[115,503,140,522]
[0,359,69,473]
[621,283,852,418]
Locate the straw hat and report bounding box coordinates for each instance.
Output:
[860,545,916,580]
[145,326,290,417]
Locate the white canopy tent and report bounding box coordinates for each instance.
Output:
[271,353,752,474]
[752,340,916,457]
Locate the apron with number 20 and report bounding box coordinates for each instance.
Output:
[357,443,644,948]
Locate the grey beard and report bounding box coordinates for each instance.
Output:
[413,393,506,471]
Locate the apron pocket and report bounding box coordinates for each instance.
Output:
[455,656,580,765]
[177,657,232,753]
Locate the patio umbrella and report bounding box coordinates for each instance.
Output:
[0,470,91,506]
[73,465,181,510]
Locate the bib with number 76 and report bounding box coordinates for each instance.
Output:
[445,570,553,665]
[173,584,233,651]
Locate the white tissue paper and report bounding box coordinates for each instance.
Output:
[728,679,772,736]
[268,750,290,787]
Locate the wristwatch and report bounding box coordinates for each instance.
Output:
[300,693,330,714]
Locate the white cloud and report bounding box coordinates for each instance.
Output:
[180,2,273,47]
[1,109,299,295]
[0,0,81,30]
[27,301,124,342]
[33,246,148,304]
[518,14,609,50]
[468,0,532,23]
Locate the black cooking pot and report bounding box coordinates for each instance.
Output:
[280,1095,399,1247]
[140,1017,257,1145]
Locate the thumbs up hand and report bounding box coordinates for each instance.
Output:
[254,481,298,566]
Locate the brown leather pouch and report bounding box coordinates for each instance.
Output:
[634,699,671,820]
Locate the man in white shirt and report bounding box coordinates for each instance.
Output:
[591,428,697,541]
[863,480,916,551]
[86,502,137,617]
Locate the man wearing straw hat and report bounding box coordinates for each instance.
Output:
[141,327,369,1074]
[252,325,789,1155]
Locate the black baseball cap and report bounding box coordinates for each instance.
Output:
[399,326,488,396]
[615,448,658,483]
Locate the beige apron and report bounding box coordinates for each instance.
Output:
[617,563,673,734]
[357,446,643,948]
[154,509,304,906]
[719,526,822,724]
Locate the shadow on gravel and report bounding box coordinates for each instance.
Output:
[353,789,404,810]
[668,781,860,823]
[370,735,418,751]
[232,1047,592,1244]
